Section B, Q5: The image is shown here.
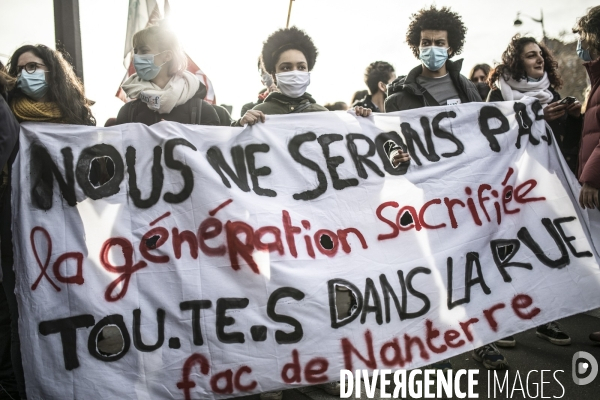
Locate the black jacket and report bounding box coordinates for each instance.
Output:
[352,94,381,112]
[240,88,268,117]
[0,97,18,170]
[0,96,19,258]
[488,87,582,174]
[212,104,233,126]
[385,59,482,112]
[115,84,220,126]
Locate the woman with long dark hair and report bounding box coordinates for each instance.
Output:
[4,45,96,399]
[7,44,95,125]
[488,35,582,174]
[487,35,581,350]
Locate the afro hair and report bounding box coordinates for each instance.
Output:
[406,6,467,59]
[261,26,318,75]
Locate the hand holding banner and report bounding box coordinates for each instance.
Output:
[13,99,600,399]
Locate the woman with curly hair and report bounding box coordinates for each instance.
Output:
[385,5,481,112]
[488,35,582,174]
[247,28,372,400]
[237,26,370,127]
[236,26,327,127]
[487,34,581,353]
[7,44,95,125]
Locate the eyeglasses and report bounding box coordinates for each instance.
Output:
[17,62,47,75]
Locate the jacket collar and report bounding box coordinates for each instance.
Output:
[192,82,208,99]
[264,91,316,105]
[584,58,600,87]
[406,58,464,84]
[356,94,380,112]
[387,59,464,95]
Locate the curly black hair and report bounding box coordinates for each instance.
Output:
[489,35,562,89]
[364,61,395,94]
[406,6,467,59]
[261,26,318,75]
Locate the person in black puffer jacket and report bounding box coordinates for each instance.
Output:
[487,35,582,175]
[0,62,20,400]
[116,24,219,126]
[385,6,481,113]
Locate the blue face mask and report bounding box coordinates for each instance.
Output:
[17,71,49,100]
[419,46,449,71]
[577,39,593,62]
[133,52,168,81]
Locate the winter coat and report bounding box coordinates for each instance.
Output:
[252,92,328,115]
[115,85,220,126]
[240,88,268,117]
[384,59,482,112]
[579,58,600,188]
[0,97,18,170]
[0,96,20,258]
[488,87,582,175]
[212,104,233,127]
[232,92,327,126]
[352,94,381,112]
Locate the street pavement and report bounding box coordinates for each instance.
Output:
[231,310,600,400]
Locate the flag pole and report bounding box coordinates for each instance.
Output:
[286,0,294,28]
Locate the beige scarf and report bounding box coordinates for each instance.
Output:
[121,71,200,114]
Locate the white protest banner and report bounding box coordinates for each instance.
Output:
[12,98,600,399]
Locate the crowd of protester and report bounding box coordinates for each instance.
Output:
[1,4,600,400]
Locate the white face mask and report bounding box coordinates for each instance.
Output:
[275,71,310,98]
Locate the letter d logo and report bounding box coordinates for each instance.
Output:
[572,351,598,385]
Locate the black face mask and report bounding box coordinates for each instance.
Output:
[476,82,490,100]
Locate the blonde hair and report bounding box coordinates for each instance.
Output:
[133,24,187,76]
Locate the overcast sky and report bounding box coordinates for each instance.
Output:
[0,0,597,125]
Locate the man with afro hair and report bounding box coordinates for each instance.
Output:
[386,5,510,372]
[385,6,481,112]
